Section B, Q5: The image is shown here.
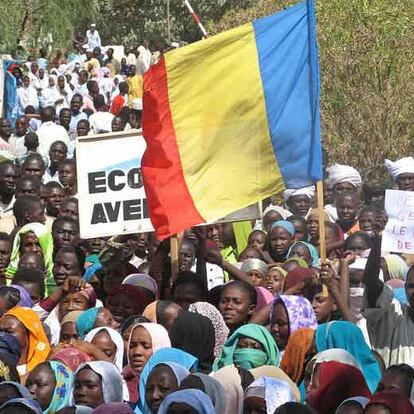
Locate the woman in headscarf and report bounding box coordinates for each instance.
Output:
[268,221,295,262]
[55,75,73,112]
[269,295,318,351]
[240,259,268,287]
[0,332,22,366]
[25,360,73,414]
[40,75,60,108]
[106,285,151,325]
[156,389,214,414]
[124,323,171,404]
[364,390,414,414]
[0,381,32,405]
[214,323,280,371]
[211,365,244,414]
[142,301,182,330]
[280,328,316,384]
[84,327,124,372]
[60,311,84,344]
[335,397,369,414]
[169,311,215,373]
[122,274,158,301]
[180,373,226,414]
[266,265,287,295]
[243,377,296,414]
[73,361,124,409]
[145,362,189,414]
[0,307,50,377]
[6,223,54,294]
[188,301,229,359]
[315,321,381,392]
[287,241,319,268]
[282,268,316,299]
[76,307,118,339]
[136,348,198,413]
[306,361,371,414]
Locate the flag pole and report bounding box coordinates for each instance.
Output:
[316,180,327,263]
[170,232,183,284]
[183,0,208,38]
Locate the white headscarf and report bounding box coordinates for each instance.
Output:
[385,157,414,181]
[84,327,124,372]
[244,377,295,414]
[283,186,315,202]
[73,361,123,404]
[326,164,362,188]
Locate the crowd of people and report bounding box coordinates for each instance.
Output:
[0,22,413,414]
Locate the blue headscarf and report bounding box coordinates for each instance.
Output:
[44,361,73,414]
[157,389,214,414]
[76,307,100,339]
[287,241,319,267]
[0,381,32,399]
[315,321,381,392]
[271,220,295,237]
[83,261,103,283]
[136,348,198,414]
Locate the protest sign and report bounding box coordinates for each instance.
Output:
[77,130,261,239]
[77,130,153,239]
[382,189,414,253]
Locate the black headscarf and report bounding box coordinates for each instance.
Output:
[169,311,215,373]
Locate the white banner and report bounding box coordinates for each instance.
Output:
[77,130,153,239]
[382,189,414,253]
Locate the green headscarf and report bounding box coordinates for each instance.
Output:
[213,323,280,371]
[6,222,55,294]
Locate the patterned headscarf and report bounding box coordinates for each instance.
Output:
[188,301,229,358]
[272,295,318,337]
[51,347,92,372]
[44,361,73,414]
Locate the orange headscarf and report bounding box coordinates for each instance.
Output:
[142,301,158,323]
[6,307,51,373]
[280,327,315,383]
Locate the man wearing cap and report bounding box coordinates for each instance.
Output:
[86,24,101,50]
[324,163,362,222]
[385,157,414,192]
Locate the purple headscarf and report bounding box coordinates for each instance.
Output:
[10,284,33,308]
[273,294,318,335]
[91,403,133,413]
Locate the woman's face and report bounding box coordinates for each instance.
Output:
[128,326,153,373]
[347,236,370,257]
[95,308,119,330]
[0,315,28,351]
[59,292,89,319]
[305,361,320,405]
[58,76,65,89]
[218,285,254,331]
[60,321,79,344]
[25,363,56,410]
[307,214,319,239]
[49,77,55,87]
[248,232,266,251]
[247,270,265,287]
[290,243,311,266]
[91,330,117,362]
[236,336,263,350]
[73,367,104,408]
[266,269,284,295]
[312,293,334,323]
[269,227,293,258]
[107,293,137,324]
[20,232,42,256]
[145,365,179,414]
[269,302,289,349]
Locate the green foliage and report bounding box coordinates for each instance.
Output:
[209,0,414,179]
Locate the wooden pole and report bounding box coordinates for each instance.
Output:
[316,180,327,263]
[170,232,183,284]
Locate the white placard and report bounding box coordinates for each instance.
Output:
[382,189,414,253]
[76,130,154,239]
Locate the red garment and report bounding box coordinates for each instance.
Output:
[106,284,150,315]
[284,268,314,291]
[52,347,91,372]
[367,391,414,414]
[111,94,126,116]
[123,365,139,403]
[308,361,371,414]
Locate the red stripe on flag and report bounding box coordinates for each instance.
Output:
[142,57,204,239]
